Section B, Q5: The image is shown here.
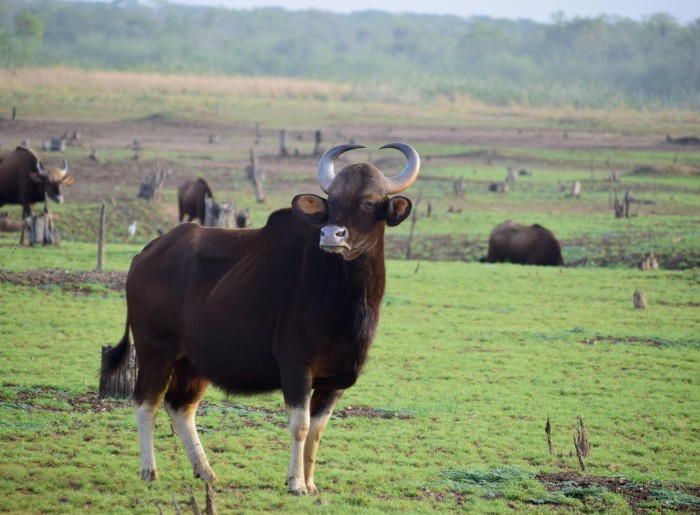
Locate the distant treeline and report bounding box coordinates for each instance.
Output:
[1,0,699,109]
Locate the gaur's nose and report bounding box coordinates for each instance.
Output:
[320,224,350,251]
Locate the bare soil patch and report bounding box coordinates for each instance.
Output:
[0,268,126,293]
[536,471,700,514]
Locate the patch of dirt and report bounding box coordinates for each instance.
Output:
[537,471,700,514]
[2,387,411,420]
[0,269,126,293]
[421,471,700,513]
[2,385,127,413]
[334,406,412,419]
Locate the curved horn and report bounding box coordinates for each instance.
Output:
[35,159,47,177]
[58,159,68,178]
[317,144,366,193]
[379,142,420,194]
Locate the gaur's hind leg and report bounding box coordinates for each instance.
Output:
[163,359,216,483]
[304,389,344,493]
[132,350,175,482]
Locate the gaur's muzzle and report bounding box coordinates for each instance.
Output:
[320,224,350,253]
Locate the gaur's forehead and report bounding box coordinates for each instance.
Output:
[328,164,385,197]
[47,168,64,183]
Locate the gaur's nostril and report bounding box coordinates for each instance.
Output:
[335,228,347,238]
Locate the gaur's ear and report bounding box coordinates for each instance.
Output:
[29,172,43,184]
[385,196,412,227]
[292,194,328,225]
[62,176,75,186]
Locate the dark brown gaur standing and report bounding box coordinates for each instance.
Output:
[101,143,420,495]
[481,220,564,266]
[177,178,214,225]
[0,146,73,219]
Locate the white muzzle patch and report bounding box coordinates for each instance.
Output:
[319,224,350,253]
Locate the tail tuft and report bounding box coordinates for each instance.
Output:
[100,321,131,379]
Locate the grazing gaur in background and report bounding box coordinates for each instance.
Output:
[482,220,564,266]
[0,146,74,218]
[101,143,420,495]
[0,212,22,232]
[177,178,214,224]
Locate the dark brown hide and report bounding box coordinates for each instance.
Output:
[0,146,73,218]
[101,144,418,493]
[483,220,564,266]
[177,178,213,224]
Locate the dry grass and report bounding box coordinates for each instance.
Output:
[1,67,699,133]
[0,67,351,97]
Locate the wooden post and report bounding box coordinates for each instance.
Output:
[634,289,647,309]
[98,345,137,399]
[12,107,16,121]
[313,130,322,156]
[574,436,587,472]
[545,416,556,455]
[405,189,422,260]
[279,130,288,156]
[97,201,106,272]
[576,416,589,458]
[624,190,631,218]
[247,148,266,203]
[255,122,262,144]
[453,176,466,198]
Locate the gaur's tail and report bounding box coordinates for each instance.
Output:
[100,319,132,379]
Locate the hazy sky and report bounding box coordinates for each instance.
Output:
[172,0,699,24]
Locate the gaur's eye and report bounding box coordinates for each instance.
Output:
[362,202,375,211]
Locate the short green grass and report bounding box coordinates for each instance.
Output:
[0,67,698,512]
[0,248,698,513]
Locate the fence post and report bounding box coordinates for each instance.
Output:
[97,201,106,272]
[247,148,266,203]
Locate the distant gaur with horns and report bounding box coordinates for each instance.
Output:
[0,145,74,219]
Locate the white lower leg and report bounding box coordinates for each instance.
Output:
[135,402,159,481]
[304,409,334,493]
[286,403,310,495]
[165,402,217,483]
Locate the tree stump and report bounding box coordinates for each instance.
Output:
[99,345,136,399]
[571,180,581,198]
[137,162,171,202]
[99,345,137,399]
[613,192,625,218]
[25,212,60,246]
[488,181,509,193]
[204,196,235,228]
[313,129,323,156]
[634,289,647,309]
[639,252,659,271]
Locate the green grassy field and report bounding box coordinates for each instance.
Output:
[0,241,698,513]
[0,68,699,513]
